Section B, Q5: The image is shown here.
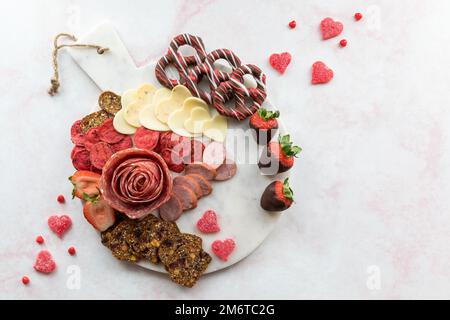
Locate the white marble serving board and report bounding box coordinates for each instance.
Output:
[67,22,287,273]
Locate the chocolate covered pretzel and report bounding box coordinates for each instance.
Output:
[213,64,267,120]
[188,49,242,104]
[155,34,207,94]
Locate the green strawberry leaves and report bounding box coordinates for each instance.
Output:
[82,189,101,203]
[258,108,280,121]
[278,134,302,157]
[283,178,294,201]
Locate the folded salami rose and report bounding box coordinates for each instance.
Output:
[100,148,173,219]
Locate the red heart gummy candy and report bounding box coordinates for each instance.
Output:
[48,215,72,238]
[197,210,220,233]
[211,239,235,262]
[320,17,343,40]
[269,52,292,74]
[34,250,56,274]
[311,61,334,84]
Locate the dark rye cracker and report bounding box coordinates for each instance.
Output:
[99,91,122,115]
[80,110,111,133]
[101,219,140,262]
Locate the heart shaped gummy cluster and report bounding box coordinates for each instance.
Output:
[155,34,267,120]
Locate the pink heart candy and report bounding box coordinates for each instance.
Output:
[269,52,292,74]
[34,250,56,274]
[320,17,343,40]
[197,210,220,233]
[211,239,235,262]
[311,61,334,85]
[48,215,72,238]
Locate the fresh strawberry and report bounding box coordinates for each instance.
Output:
[260,178,294,212]
[69,170,101,200]
[258,134,301,174]
[82,194,116,232]
[249,108,280,144]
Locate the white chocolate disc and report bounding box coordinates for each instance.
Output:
[113,109,137,135]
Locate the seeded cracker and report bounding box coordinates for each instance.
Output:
[99,91,122,115]
[80,110,111,133]
[101,219,140,262]
[131,216,180,264]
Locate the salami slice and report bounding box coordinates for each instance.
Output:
[173,176,202,199]
[184,163,217,180]
[160,148,185,173]
[111,136,133,153]
[70,120,85,146]
[215,159,237,181]
[190,139,205,163]
[133,127,160,151]
[203,141,226,169]
[90,142,114,170]
[98,118,127,144]
[100,149,173,219]
[172,184,197,211]
[72,149,91,170]
[187,174,212,196]
[159,195,183,222]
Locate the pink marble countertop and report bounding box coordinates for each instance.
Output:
[1,0,450,299]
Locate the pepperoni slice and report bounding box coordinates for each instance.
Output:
[98,118,127,144]
[71,145,86,160]
[72,149,91,170]
[133,127,160,151]
[90,142,114,170]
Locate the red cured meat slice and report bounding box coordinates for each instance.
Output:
[84,128,101,151]
[190,139,205,164]
[172,184,197,211]
[70,120,85,146]
[203,141,226,169]
[159,195,183,222]
[173,175,202,199]
[111,136,133,153]
[72,149,91,170]
[133,127,160,151]
[98,118,127,144]
[90,142,114,170]
[215,159,237,181]
[160,148,185,173]
[184,163,217,180]
[100,149,173,219]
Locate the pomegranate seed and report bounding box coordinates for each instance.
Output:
[22,276,30,285]
[339,39,348,47]
[288,20,297,29]
[36,235,44,244]
[68,246,76,255]
[354,13,363,21]
[57,194,65,203]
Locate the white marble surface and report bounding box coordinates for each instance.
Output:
[1,0,450,299]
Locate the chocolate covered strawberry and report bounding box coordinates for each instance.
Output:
[260,178,294,212]
[249,108,280,144]
[258,134,301,174]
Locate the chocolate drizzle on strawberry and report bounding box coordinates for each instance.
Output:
[249,108,280,144]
